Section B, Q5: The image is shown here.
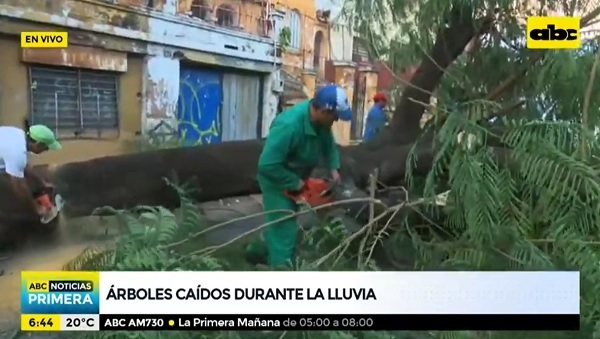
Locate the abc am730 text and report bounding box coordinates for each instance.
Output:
[99,314,374,331]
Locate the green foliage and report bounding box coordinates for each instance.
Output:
[66,188,425,339]
[344,0,600,122]
[67,160,592,339]
[404,103,600,338]
[279,27,292,51]
[341,0,600,337]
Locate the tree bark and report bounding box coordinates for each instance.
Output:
[0,173,51,248]
[385,15,484,145]
[47,141,437,218]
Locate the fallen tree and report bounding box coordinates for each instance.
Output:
[48,141,436,217]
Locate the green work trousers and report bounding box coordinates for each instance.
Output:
[261,189,298,268]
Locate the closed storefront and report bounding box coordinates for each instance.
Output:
[221,73,262,141]
[177,64,264,145]
[178,66,223,145]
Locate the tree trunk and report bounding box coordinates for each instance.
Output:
[385,15,483,145]
[0,173,52,248]
[49,141,437,218]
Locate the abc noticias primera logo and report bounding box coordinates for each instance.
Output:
[526,16,581,49]
[21,271,99,314]
[20,32,68,48]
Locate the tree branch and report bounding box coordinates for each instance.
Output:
[485,100,526,120]
[484,53,544,101]
[580,45,600,157]
[386,11,493,145]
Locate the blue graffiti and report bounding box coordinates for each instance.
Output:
[177,69,223,146]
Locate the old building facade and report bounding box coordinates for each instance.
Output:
[316,0,380,145]
[0,0,282,165]
[246,0,382,145]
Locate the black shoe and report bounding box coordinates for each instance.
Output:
[244,249,267,266]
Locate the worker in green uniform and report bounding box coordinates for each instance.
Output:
[250,84,353,268]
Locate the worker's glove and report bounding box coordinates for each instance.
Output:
[330,169,341,184]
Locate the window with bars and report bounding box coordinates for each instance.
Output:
[28,66,120,139]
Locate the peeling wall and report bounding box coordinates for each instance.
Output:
[277,0,316,16]
[0,0,280,64]
[140,45,279,141]
[0,36,143,165]
[22,45,128,72]
[178,0,272,39]
[301,71,317,95]
[0,0,282,159]
[142,46,180,141]
[276,3,329,79]
[3,0,150,32]
[281,24,329,77]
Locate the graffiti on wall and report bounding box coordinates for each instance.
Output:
[177,68,223,145]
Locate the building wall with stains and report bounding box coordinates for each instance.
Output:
[0,36,144,165]
[227,0,327,82]
[280,12,329,81]
[0,0,282,164]
[177,0,272,38]
[187,0,331,134]
[0,0,278,63]
[316,0,353,61]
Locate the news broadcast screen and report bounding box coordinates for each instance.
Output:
[21,271,579,332]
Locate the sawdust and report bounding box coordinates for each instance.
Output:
[0,214,118,335]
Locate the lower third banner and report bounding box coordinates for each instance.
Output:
[99,314,579,331]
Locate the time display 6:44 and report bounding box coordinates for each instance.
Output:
[21,314,61,331]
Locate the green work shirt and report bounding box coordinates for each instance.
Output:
[257,100,340,191]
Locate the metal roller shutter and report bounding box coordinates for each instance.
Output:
[29,66,119,138]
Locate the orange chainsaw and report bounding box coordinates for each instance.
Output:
[33,186,63,224]
[284,178,336,207]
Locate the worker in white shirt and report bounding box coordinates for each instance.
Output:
[0,122,62,222]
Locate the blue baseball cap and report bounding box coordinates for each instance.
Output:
[313,84,353,121]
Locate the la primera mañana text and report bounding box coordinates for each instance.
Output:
[106,286,377,301]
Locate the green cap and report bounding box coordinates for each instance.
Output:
[28,125,62,150]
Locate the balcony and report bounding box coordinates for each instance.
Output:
[0,0,280,63]
[178,0,277,38]
[282,47,328,81]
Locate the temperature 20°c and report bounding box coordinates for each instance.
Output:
[65,316,96,328]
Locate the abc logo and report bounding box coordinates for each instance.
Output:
[529,24,578,41]
[526,17,581,49]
